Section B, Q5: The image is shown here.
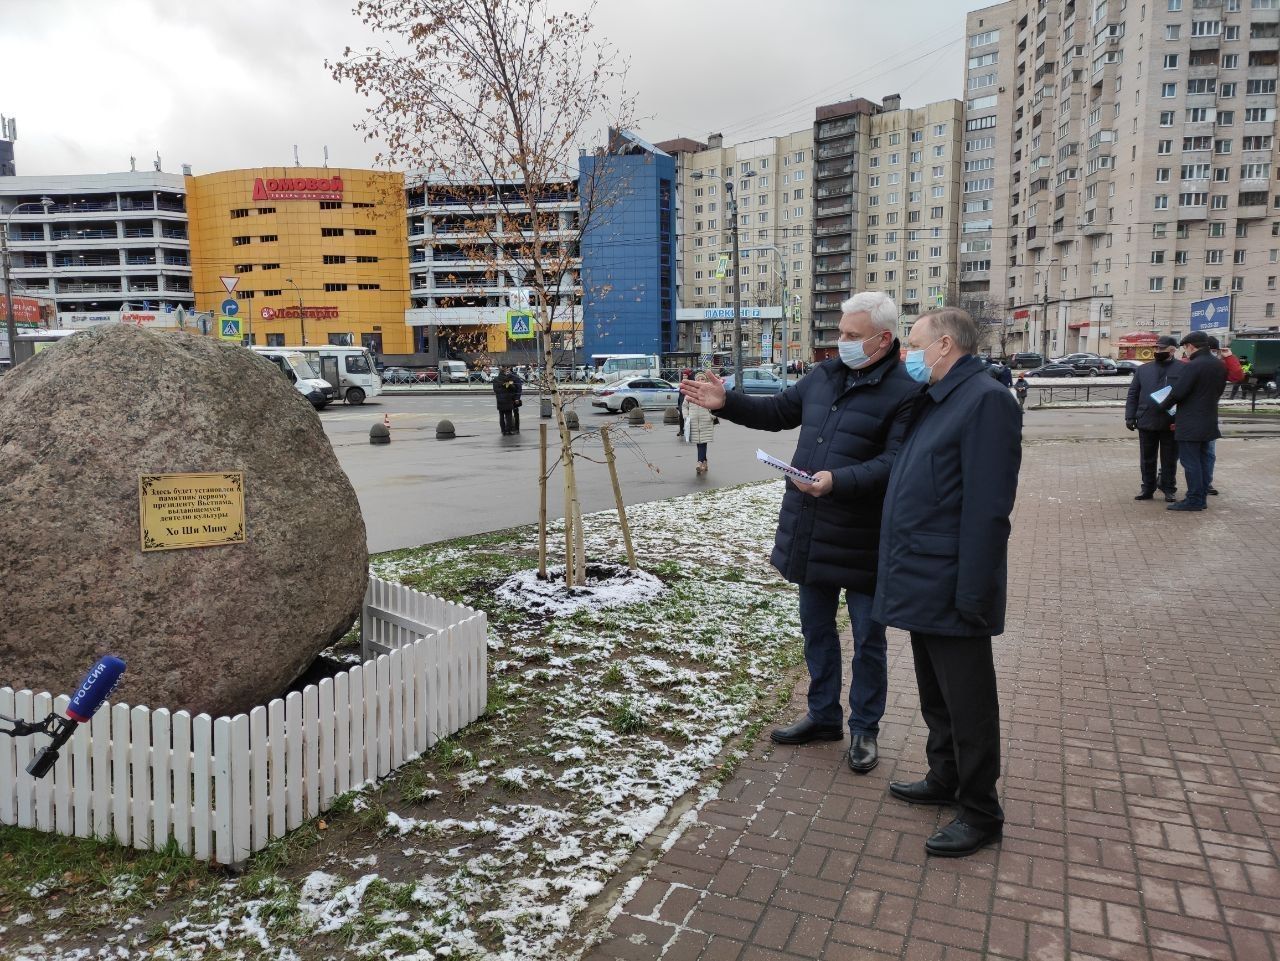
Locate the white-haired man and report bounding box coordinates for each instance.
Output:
[682,292,921,773]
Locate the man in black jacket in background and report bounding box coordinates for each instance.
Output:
[493,367,523,435]
[874,307,1022,858]
[1160,331,1227,511]
[680,292,920,775]
[1124,335,1181,502]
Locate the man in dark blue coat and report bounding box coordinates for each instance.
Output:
[1124,335,1181,502]
[874,307,1022,858]
[681,292,921,775]
[1160,331,1227,511]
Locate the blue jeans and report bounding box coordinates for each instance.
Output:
[1177,440,1211,507]
[1206,440,1216,487]
[696,442,708,461]
[797,584,888,736]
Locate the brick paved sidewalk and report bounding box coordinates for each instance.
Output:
[585,436,1280,961]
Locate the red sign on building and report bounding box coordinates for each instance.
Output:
[252,176,344,202]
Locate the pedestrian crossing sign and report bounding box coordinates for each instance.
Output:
[507,310,535,340]
[218,316,242,341]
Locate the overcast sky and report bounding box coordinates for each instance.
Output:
[3,0,969,177]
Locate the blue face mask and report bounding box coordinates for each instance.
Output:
[904,338,943,384]
[837,333,882,370]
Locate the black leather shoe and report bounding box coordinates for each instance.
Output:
[846,734,878,773]
[1163,492,1177,503]
[888,779,955,806]
[1167,500,1205,511]
[925,818,1002,858]
[769,716,844,745]
[1207,486,1219,495]
[1134,490,1154,500]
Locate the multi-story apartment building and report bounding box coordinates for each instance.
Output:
[663,129,815,367]
[0,172,192,327]
[404,176,581,364]
[963,0,1280,358]
[811,96,964,358]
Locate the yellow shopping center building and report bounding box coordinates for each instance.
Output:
[186,167,412,354]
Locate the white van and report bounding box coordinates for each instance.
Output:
[293,346,382,405]
[438,360,470,384]
[251,348,337,410]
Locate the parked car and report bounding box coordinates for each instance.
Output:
[381,367,418,384]
[1007,352,1045,369]
[1025,363,1080,378]
[721,367,786,394]
[590,376,680,412]
[1097,358,1131,376]
[1115,360,1141,374]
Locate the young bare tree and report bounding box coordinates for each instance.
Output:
[331,0,636,586]
[962,296,1013,360]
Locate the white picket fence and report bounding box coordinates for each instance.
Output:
[0,576,487,866]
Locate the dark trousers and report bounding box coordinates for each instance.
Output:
[1137,429,1178,494]
[798,585,889,737]
[695,442,708,461]
[1177,439,1211,507]
[910,632,1003,832]
[498,408,517,434]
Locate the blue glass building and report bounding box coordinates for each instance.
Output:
[578,130,676,360]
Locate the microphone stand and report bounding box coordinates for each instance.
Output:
[0,712,59,739]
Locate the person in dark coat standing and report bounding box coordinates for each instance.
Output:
[874,307,1022,858]
[493,366,524,435]
[1159,331,1227,511]
[681,292,920,774]
[1124,335,1181,502]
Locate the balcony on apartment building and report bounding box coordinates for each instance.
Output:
[817,138,856,161]
[1026,226,1047,250]
[816,159,856,179]
[814,237,851,256]
[1237,192,1271,217]
[816,118,859,141]
[814,216,853,237]
[816,182,853,200]
[813,276,852,294]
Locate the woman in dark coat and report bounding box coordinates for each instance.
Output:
[493,367,524,435]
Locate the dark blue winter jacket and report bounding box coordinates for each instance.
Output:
[717,347,921,593]
[873,354,1022,637]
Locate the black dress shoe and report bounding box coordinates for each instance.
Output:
[1163,492,1177,503]
[925,818,1002,858]
[846,734,878,773]
[1167,500,1205,511]
[769,716,844,745]
[1207,486,1219,495]
[888,779,955,806]
[1134,490,1154,500]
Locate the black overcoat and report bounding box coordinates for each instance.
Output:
[493,373,523,412]
[872,354,1022,637]
[1124,358,1181,431]
[1158,349,1226,442]
[716,347,921,593]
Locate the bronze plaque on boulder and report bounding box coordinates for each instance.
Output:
[140,472,246,551]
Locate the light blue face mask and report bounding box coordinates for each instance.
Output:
[838,333,883,370]
[904,338,943,384]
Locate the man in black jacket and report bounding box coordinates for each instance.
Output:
[1124,335,1181,502]
[493,367,523,435]
[874,307,1022,858]
[1160,331,1227,511]
[681,292,920,775]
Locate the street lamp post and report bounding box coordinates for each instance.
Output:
[285,278,306,346]
[2,196,53,368]
[690,169,753,392]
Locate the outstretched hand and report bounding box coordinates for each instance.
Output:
[679,372,727,411]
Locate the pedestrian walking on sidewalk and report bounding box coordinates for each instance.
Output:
[1014,375,1029,410]
[874,307,1022,858]
[1125,335,1180,502]
[493,366,524,435]
[1160,332,1226,511]
[681,291,921,775]
[685,374,717,475]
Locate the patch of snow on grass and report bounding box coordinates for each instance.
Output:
[495,563,664,615]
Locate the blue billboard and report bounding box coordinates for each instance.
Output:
[1190,295,1231,332]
